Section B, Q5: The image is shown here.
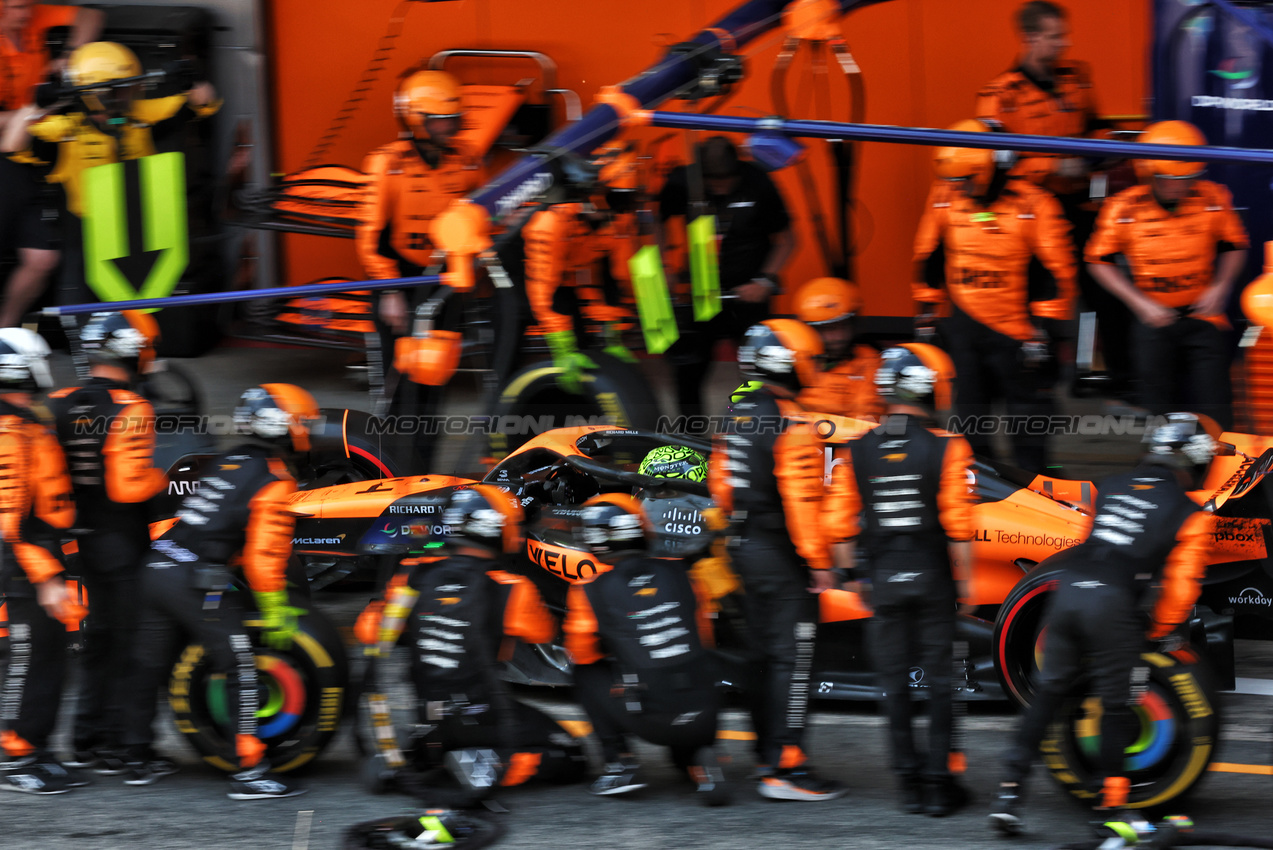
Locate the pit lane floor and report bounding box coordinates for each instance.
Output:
[3,344,1270,849]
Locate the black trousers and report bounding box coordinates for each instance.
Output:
[668,295,769,419]
[72,528,147,752]
[573,661,718,767]
[413,698,585,786]
[1132,316,1232,430]
[1002,578,1143,788]
[0,595,67,756]
[1058,194,1134,397]
[868,545,957,781]
[944,308,1049,472]
[731,533,817,768]
[120,557,258,765]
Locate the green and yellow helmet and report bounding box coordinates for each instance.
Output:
[639,445,708,483]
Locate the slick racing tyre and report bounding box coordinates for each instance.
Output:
[302,407,409,486]
[1043,650,1220,809]
[169,606,350,773]
[487,351,660,461]
[993,567,1062,707]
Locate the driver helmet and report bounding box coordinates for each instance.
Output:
[638,445,707,483]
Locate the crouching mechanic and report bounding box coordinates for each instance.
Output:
[564,494,729,804]
[48,311,167,772]
[990,412,1219,835]
[826,344,975,817]
[119,384,317,799]
[370,485,587,800]
[0,328,78,794]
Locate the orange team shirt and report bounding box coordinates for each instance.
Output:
[356,139,485,280]
[976,61,1100,191]
[797,345,885,422]
[913,178,1076,341]
[1085,180,1248,325]
[0,4,77,110]
[523,203,637,335]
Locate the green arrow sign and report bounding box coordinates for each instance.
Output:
[81,152,188,308]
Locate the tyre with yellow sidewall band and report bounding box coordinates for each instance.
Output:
[168,606,349,773]
[1042,650,1219,809]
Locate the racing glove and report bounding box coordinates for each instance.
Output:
[545,330,597,395]
[255,590,306,651]
[601,322,638,364]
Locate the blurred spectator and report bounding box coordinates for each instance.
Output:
[0,0,103,325]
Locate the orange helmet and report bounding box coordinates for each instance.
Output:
[738,319,823,393]
[794,278,862,326]
[394,70,462,139]
[233,383,321,454]
[1136,120,1206,181]
[934,119,996,185]
[874,343,956,413]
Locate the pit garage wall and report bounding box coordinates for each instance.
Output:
[268,0,1150,320]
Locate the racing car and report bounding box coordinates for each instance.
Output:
[50,413,1271,806]
[271,419,1271,807]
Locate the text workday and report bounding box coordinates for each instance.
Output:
[1231,588,1273,607]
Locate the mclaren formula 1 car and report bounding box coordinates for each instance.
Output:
[37,411,1268,806]
[251,417,1273,807]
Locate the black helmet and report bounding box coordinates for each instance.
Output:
[0,328,52,393]
[874,343,956,414]
[440,485,523,554]
[233,384,320,454]
[737,319,822,393]
[1142,412,1227,487]
[577,494,650,556]
[80,310,159,374]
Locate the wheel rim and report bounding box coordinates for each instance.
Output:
[204,653,309,739]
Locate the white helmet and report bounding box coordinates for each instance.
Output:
[0,328,53,392]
